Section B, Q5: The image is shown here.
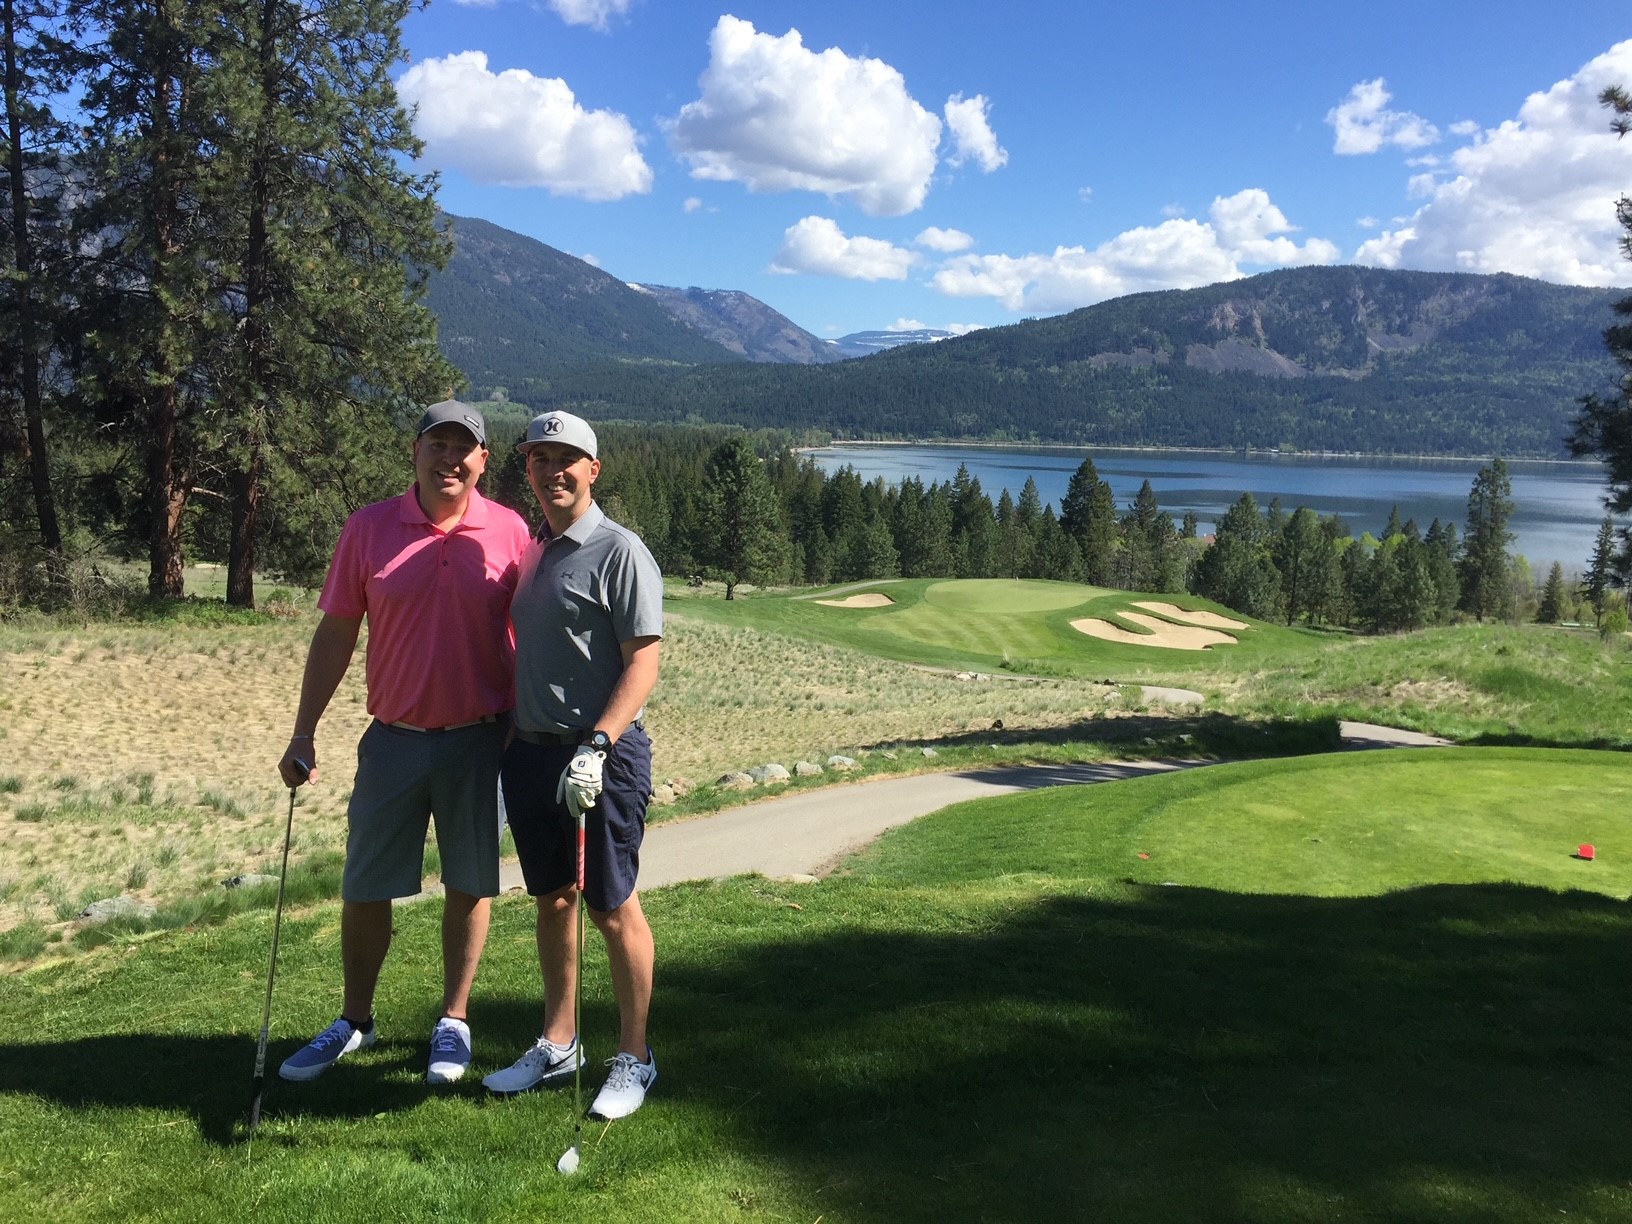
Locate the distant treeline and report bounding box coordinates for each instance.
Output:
[489,423,1624,635]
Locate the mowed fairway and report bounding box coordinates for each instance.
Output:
[852,747,1632,900]
[683,578,1310,675]
[2,748,1629,1221]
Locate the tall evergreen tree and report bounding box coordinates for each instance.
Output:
[1581,516,1618,625]
[1274,506,1331,625]
[1191,492,1281,618]
[65,0,229,597]
[1033,506,1083,582]
[1568,84,1632,577]
[1458,459,1515,621]
[1,0,67,580]
[949,464,996,578]
[1059,455,1117,585]
[696,435,784,598]
[211,0,455,606]
[1536,560,1567,624]
[1423,518,1462,623]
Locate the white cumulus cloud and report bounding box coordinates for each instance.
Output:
[1353,39,1632,286]
[771,216,915,280]
[944,93,1008,171]
[932,189,1338,313]
[398,52,651,199]
[1327,79,1440,155]
[915,226,974,252]
[668,16,943,216]
[547,0,631,30]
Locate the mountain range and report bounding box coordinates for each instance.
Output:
[426,212,1624,457]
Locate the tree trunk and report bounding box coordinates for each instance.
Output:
[146,382,187,599]
[3,0,64,576]
[223,0,279,610]
[226,440,262,608]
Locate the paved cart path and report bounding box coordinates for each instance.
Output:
[468,721,1448,897]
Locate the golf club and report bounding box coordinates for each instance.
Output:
[556,803,587,1176]
[248,759,307,1133]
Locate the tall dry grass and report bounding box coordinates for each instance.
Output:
[0,610,1117,939]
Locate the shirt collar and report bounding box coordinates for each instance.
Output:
[542,500,604,545]
[399,484,491,529]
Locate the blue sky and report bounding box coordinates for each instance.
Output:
[397,2,1632,340]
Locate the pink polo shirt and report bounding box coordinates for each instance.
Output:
[318,485,532,728]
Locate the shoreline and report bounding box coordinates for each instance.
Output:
[799,439,1601,467]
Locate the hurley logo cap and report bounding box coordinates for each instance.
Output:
[416,399,487,447]
[518,410,598,460]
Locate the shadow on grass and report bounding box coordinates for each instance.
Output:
[647,880,1632,1221]
[1,880,1628,1220]
[856,711,1344,761]
[0,1030,480,1146]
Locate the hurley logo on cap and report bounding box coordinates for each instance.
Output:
[543,418,564,436]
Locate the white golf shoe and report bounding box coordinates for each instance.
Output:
[482,1036,582,1095]
[589,1047,657,1120]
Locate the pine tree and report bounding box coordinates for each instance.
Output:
[1458,459,1515,622]
[1536,561,1567,624]
[1191,493,1281,618]
[1,0,67,581]
[1567,85,1632,578]
[1581,516,1618,625]
[1274,506,1331,625]
[213,0,455,606]
[697,436,785,598]
[1423,519,1462,623]
[1059,455,1117,585]
[65,0,230,597]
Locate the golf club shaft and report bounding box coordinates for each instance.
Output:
[249,776,302,1128]
[574,806,585,1146]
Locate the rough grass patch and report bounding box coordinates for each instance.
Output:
[0,920,46,960]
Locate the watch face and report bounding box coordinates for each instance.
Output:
[589,732,612,752]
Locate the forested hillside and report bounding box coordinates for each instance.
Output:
[425,215,745,382]
[435,259,1622,457]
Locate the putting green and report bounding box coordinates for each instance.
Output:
[870,748,1632,900]
[922,578,1097,613]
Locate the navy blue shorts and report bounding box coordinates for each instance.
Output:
[501,727,651,912]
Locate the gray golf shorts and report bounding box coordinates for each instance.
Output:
[342,718,506,902]
[501,727,651,912]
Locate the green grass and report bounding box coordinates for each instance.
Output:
[2,748,1628,1221]
[679,578,1316,678]
[1219,622,1632,749]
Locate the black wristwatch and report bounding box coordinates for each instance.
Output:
[584,730,613,755]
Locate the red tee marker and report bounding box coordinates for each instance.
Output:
[1577,844,1596,861]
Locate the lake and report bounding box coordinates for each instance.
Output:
[802,444,1617,571]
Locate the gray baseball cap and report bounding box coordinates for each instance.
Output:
[416,399,487,447]
[517,410,598,460]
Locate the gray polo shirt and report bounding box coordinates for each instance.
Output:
[510,501,664,734]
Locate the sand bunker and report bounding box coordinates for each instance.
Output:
[815,592,897,608]
[1070,611,1237,651]
[1133,601,1250,630]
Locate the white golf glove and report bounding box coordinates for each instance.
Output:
[557,746,606,820]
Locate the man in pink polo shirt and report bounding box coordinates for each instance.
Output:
[274,399,531,1086]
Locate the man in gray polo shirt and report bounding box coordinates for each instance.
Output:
[484,410,665,1121]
